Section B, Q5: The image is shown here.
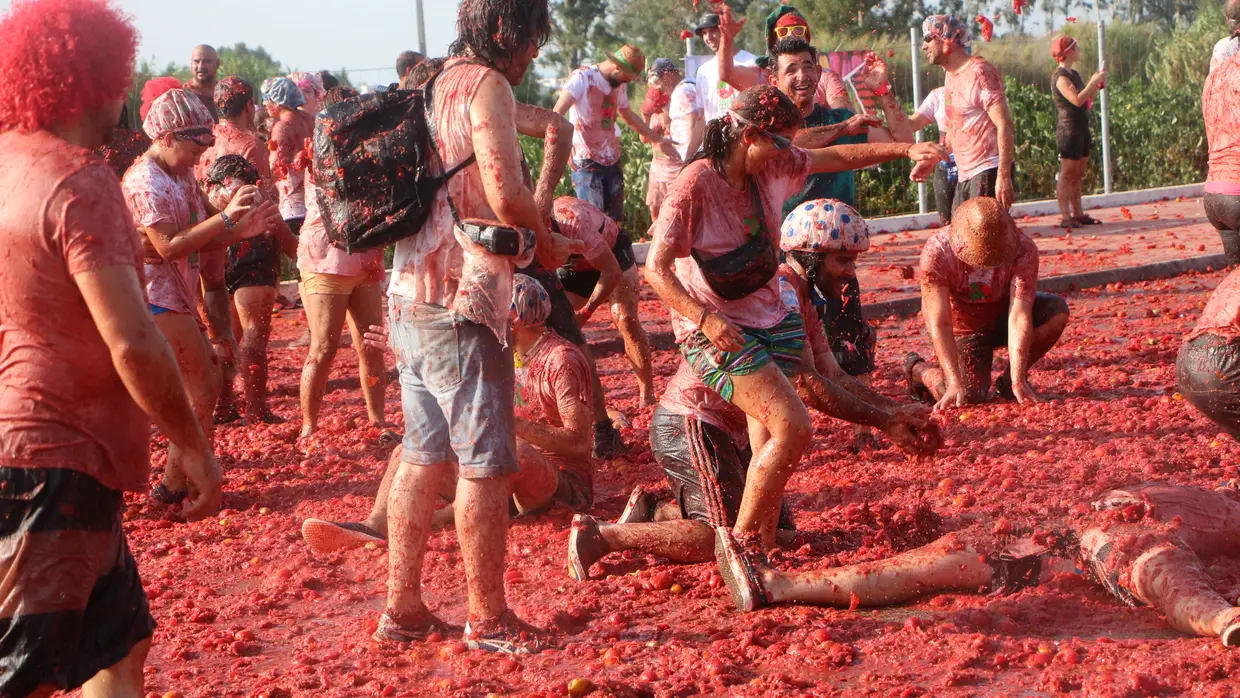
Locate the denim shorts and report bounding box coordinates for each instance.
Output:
[571,159,625,222]
[388,296,517,479]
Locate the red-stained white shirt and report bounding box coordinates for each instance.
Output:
[387,59,535,343]
[299,169,385,278]
[564,66,630,167]
[919,228,1039,335]
[650,153,812,341]
[269,109,314,220]
[944,57,1005,182]
[668,80,702,161]
[1204,54,1240,187]
[516,333,595,484]
[0,131,149,492]
[122,156,207,315]
[553,196,617,272]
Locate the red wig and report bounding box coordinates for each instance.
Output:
[0,0,138,132]
[140,77,184,121]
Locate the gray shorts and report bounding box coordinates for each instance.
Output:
[389,296,518,480]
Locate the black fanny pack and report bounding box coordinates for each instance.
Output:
[690,178,778,301]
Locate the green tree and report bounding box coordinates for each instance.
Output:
[546,0,615,76]
[218,43,287,92]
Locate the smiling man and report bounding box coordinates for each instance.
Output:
[185,44,220,122]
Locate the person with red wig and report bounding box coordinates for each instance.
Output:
[122,81,281,506]
[0,0,222,695]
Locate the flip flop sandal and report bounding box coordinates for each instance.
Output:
[1075,215,1103,225]
[372,609,458,643]
[214,404,245,425]
[379,430,402,446]
[301,519,386,554]
[1056,218,1079,230]
[903,352,935,404]
[150,483,187,506]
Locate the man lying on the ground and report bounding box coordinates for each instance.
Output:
[551,195,656,405]
[715,483,1240,647]
[905,197,1069,409]
[301,275,598,553]
[1178,265,1240,439]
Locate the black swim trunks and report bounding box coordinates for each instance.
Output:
[953,292,1070,401]
[0,468,155,697]
[557,230,637,300]
[225,234,281,293]
[1177,331,1240,440]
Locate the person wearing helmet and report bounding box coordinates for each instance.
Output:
[776,199,921,421]
[905,197,1070,409]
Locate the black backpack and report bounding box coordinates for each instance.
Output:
[312,69,474,252]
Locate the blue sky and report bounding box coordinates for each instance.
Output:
[0,0,463,88]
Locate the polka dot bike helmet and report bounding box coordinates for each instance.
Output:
[779,199,870,254]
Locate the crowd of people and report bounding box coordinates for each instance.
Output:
[2,0,1240,693]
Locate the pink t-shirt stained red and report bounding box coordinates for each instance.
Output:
[659,361,749,446]
[517,333,595,486]
[0,130,148,492]
[122,156,207,315]
[298,169,385,278]
[650,153,812,341]
[944,57,1005,182]
[1189,267,1240,340]
[553,196,618,272]
[919,228,1039,335]
[564,66,630,166]
[1204,55,1240,187]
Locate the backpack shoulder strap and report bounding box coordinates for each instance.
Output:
[424,64,478,227]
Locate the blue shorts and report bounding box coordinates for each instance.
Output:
[571,159,625,222]
[149,304,172,316]
[388,297,518,480]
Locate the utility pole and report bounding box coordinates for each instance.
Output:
[416,0,427,55]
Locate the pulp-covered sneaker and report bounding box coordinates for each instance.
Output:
[616,485,656,524]
[567,514,608,582]
[592,420,629,460]
[464,610,548,655]
[301,519,385,554]
[903,352,934,404]
[714,527,770,612]
[373,607,458,643]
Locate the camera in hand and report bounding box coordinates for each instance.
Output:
[459,219,534,257]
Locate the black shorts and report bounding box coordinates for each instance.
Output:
[954,292,1069,401]
[934,160,957,225]
[649,407,793,529]
[1057,128,1092,160]
[1205,193,1240,233]
[952,164,1016,215]
[0,468,155,697]
[1177,332,1240,440]
[557,231,637,299]
[518,262,587,346]
[821,276,876,377]
[285,217,305,237]
[225,234,281,293]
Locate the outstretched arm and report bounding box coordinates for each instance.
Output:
[515,102,574,216]
[807,141,945,174]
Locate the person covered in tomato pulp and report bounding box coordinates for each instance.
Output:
[923,14,1018,213]
[0,0,221,694]
[554,43,678,222]
[905,197,1070,409]
[715,482,1240,650]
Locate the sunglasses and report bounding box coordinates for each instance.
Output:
[174,130,216,148]
[774,24,810,39]
[729,111,792,150]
